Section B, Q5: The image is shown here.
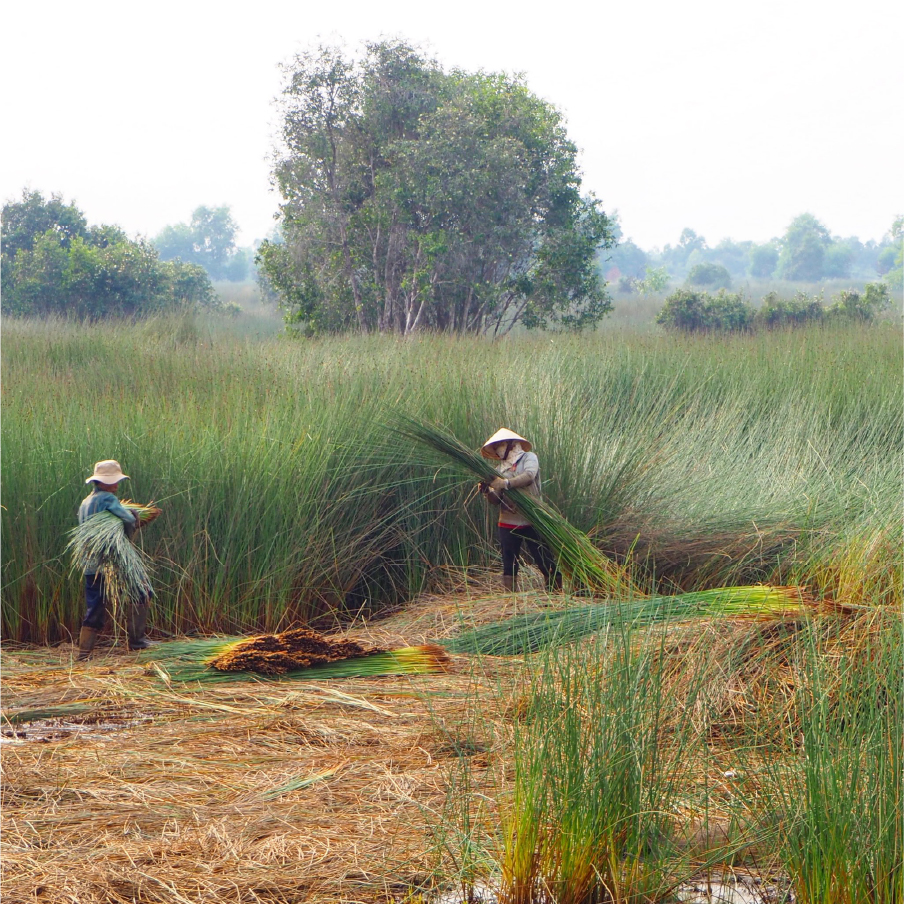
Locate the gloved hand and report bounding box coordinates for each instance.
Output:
[489,476,508,493]
[505,472,534,490]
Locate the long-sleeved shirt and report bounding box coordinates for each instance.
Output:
[78,488,137,575]
[496,451,542,528]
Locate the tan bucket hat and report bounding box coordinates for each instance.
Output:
[86,460,130,485]
[480,428,532,459]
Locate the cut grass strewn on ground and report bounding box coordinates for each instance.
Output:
[4,591,898,904]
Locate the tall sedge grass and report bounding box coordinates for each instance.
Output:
[447,625,715,904]
[2,315,900,641]
[753,614,903,903]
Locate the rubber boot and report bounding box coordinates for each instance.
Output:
[127,604,155,651]
[77,627,98,661]
[502,575,515,593]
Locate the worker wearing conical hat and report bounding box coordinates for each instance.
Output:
[480,429,561,593]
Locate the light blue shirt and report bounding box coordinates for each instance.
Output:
[78,487,137,575]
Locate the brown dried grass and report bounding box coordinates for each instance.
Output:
[0,587,531,904]
[1,582,878,903]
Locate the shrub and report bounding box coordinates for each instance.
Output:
[755,291,825,329]
[660,283,893,334]
[829,283,891,321]
[656,289,753,332]
[686,261,732,289]
[2,191,218,318]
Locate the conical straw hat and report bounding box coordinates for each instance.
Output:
[480,428,532,459]
[86,460,130,485]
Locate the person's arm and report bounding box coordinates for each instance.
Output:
[503,453,539,490]
[100,495,139,536]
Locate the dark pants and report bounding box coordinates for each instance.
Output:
[83,574,151,630]
[498,525,562,590]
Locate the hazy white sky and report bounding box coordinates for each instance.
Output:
[3,0,900,249]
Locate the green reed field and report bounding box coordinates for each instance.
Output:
[2,315,901,642]
[3,314,902,903]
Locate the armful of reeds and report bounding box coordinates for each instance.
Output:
[66,503,160,608]
[122,500,162,528]
[396,417,635,596]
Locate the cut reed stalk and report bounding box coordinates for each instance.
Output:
[445,585,814,656]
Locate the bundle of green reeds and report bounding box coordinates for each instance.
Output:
[121,500,162,524]
[396,417,638,596]
[445,585,813,656]
[141,629,451,684]
[65,502,160,609]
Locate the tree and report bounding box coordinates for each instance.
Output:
[1,189,87,259]
[881,216,903,291]
[258,41,614,335]
[686,261,732,289]
[777,213,831,281]
[823,240,855,278]
[2,191,218,318]
[599,213,648,280]
[154,205,248,281]
[749,242,779,278]
[660,228,707,277]
[633,265,670,296]
[706,239,753,278]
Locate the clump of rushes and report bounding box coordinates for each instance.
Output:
[497,626,707,903]
[397,417,638,597]
[65,503,160,611]
[756,613,903,903]
[446,585,815,656]
[401,418,816,626]
[140,633,451,684]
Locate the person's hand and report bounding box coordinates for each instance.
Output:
[489,476,508,493]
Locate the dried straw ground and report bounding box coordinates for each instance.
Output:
[1,572,822,903]
[1,574,555,904]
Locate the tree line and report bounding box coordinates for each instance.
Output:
[605,213,903,292]
[5,37,900,327]
[1,191,219,318]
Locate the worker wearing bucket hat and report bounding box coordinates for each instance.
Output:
[480,429,561,593]
[76,460,154,660]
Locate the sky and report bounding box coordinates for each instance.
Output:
[3,0,901,250]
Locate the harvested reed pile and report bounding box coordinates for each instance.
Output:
[211,626,382,674]
[444,585,815,656]
[142,627,451,683]
[0,633,495,904]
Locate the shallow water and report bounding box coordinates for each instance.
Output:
[430,873,794,904]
